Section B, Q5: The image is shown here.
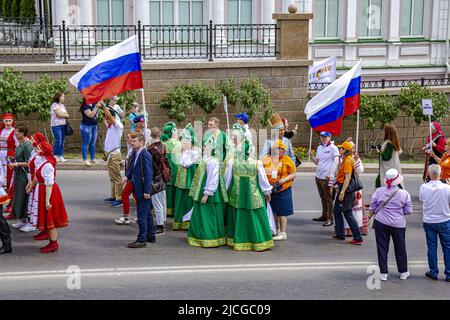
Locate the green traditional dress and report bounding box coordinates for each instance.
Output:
[172,147,200,230]
[187,157,228,247]
[163,138,181,216]
[12,139,32,220]
[225,157,274,252]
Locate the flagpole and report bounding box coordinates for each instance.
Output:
[223,94,230,133]
[356,110,360,153]
[308,128,313,163]
[141,88,148,145]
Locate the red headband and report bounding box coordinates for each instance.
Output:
[2,114,14,121]
[386,174,400,189]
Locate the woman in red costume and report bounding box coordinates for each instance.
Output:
[423,121,446,182]
[0,114,19,216]
[22,132,47,233]
[35,142,69,253]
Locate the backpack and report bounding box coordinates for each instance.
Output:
[149,143,171,184]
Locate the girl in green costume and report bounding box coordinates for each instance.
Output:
[161,122,181,217]
[224,140,274,252]
[172,124,201,230]
[187,136,228,248]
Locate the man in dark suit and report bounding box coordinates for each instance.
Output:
[125,133,156,248]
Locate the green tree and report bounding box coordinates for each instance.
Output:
[238,76,273,127]
[12,0,20,17]
[19,0,36,19]
[359,93,398,155]
[0,0,3,16]
[2,0,12,17]
[396,83,450,156]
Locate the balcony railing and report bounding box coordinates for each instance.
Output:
[309,78,450,91]
[0,19,278,63]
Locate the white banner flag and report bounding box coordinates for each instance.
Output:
[308,56,337,84]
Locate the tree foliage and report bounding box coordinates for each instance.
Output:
[396,83,449,125]
[19,0,36,19]
[360,93,398,130]
[12,0,20,17]
[238,76,273,127]
[0,67,68,122]
[2,0,12,17]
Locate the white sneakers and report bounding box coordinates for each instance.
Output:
[400,271,410,280]
[55,156,66,162]
[380,271,410,281]
[12,221,27,229]
[273,232,287,241]
[20,223,36,232]
[115,216,131,225]
[83,160,92,166]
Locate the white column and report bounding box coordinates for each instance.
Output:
[211,0,226,47]
[388,0,401,66]
[345,0,357,42]
[388,0,401,42]
[261,0,275,45]
[53,0,70,25]
[134,0,150,25]
[78,0,93,25]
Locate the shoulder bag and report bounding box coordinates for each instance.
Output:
[368,189,400,229]
[346,170,363,193]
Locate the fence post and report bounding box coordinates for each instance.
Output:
[62,20,68,64]
[381,79,385,89]
[138,20,142,62]
[421,78,425,86]
[209,20,213,62]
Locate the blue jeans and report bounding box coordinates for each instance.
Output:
[80,124,98,161]
[51,125,66,157]
[423,220,450,279]
[136,197,155,243]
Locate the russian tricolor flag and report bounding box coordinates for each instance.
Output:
[305,61,361,136]
[69,35,143,104]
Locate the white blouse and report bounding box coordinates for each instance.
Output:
[38,162,55,186]
[180,147,201,168]
[203,157,219,196]
[224,158,272,195]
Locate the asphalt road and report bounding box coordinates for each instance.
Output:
[0,171,449,300]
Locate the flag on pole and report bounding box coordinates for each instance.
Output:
[304,61,361,136]
[69,35,143,104]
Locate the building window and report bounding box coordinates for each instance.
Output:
[149,1,203,25]
[359,0,382,38]
[313,0,339,38]
[293,0,307,13]
[96,0,124,25]
[400,0,424,36]
[149,1,204,42]
[228,0,252,24]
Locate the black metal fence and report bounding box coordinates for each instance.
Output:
[309,78,450,91]
[0,19,277,63]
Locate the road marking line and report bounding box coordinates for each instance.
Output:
[0,261,432,281]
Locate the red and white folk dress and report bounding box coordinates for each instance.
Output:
[36,161,68,231]
[27,152,45,227]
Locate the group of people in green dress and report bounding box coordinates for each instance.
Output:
[162,115,276,252]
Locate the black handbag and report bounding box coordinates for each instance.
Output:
[295,156,302,167]
[65,121,73,136]
[346,171,363,193]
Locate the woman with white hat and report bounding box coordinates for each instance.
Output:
[369,168,413,281]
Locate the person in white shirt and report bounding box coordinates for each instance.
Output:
[100,102,124,209]
[310,132,339,226]
[50,92,69,162]
[419,164,450,282]
[108,96,125,123]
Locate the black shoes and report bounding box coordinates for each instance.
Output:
[154,226,165,235]
[0,245,12,254]
[425,272,438,281]
[146,237,156,243]
[127,241,147,248]
[313,216,327,222]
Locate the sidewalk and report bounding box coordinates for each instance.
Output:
[57,159,425,174]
